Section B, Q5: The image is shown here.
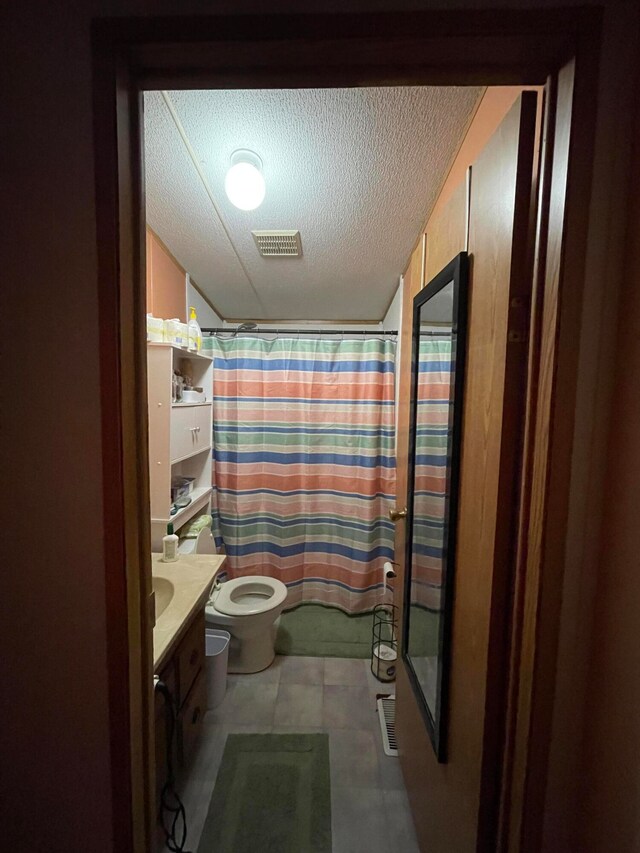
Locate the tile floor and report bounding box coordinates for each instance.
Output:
[169,656,420,853]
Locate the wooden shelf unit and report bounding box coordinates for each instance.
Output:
[147,343,213,551]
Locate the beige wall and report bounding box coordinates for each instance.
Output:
[2,2,638,851]
[147,229,188,322]
[188,280,223,327]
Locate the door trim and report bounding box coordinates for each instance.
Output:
[92,43,155,853]
[504,45,601,851]
[91,9,601,851]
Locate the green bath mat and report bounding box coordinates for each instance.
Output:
[197,733,331,853]
[276,604,372,658]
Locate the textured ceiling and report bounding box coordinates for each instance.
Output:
[144,86,481,321]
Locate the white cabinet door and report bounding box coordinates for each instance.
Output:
[170,405,212,463]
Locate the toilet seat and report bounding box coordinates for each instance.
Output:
[213,576,287,617]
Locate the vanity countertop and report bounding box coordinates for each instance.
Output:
[152,553,226,671]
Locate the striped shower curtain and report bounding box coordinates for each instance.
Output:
[204,335,396,614]
[410,339,452,612]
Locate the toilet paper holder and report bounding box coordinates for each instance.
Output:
[382,560,397,595]
[371,603,398,683]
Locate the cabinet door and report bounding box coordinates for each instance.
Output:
[176,612,206,706]
[178,670,206,767]
[154,661,177,811]
[170,405,212,463]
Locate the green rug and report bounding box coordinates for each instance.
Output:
[275,604,372,658]
[197,734,331,853]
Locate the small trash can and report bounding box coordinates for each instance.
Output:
[205,629,231,709]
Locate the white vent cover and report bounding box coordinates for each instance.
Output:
[252,230,302,258]
[377,696,399,756]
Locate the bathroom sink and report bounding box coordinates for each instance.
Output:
[152,576,175,620]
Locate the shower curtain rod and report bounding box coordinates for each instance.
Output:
[202,327,400,336]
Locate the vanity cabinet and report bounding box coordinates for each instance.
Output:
[174,612,206,709]
[154,664,177,809]
[154,610,206,813]
[179,670,206,765]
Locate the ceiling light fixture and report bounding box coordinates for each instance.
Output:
[224,149,265,211]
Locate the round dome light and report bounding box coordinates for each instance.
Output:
[224,150,265,211]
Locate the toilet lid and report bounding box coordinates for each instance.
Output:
[214,576,288,617]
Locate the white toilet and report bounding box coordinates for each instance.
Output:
[205,576,288,673]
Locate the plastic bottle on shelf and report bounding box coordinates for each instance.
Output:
[162,523,179,562]
[188,306,202,352]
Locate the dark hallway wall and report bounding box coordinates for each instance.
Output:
[578,54,640,852]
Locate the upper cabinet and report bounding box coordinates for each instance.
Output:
[146,228,187,322]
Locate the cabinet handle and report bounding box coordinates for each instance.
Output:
[192,706,201,725]
[189,650,198,666]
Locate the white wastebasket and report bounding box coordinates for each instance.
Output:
[205,629,231,709]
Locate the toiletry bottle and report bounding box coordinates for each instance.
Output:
[188,306,202,352]
[162,523,179,562]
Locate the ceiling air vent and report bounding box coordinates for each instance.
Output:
[252,230,302,258]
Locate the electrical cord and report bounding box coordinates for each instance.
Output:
[154,677,193,853]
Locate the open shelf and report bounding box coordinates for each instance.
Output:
[171,401,212,408]
[152,486,213,530]
[148,341,213,362]
[170,443,212,466]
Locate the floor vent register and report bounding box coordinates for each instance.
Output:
[376,695,399,757]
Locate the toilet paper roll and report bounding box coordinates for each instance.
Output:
[383,561,396,595]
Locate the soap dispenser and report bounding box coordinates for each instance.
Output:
[188,306,202,353]
[162,523,179,562]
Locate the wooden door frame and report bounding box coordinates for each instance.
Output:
[91,9,601,851]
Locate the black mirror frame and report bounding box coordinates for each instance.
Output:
[402,251,470,763]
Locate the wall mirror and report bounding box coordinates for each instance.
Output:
[402,251,469,762]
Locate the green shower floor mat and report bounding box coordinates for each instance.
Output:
[275,604,372,658]
[275,602,440,659]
